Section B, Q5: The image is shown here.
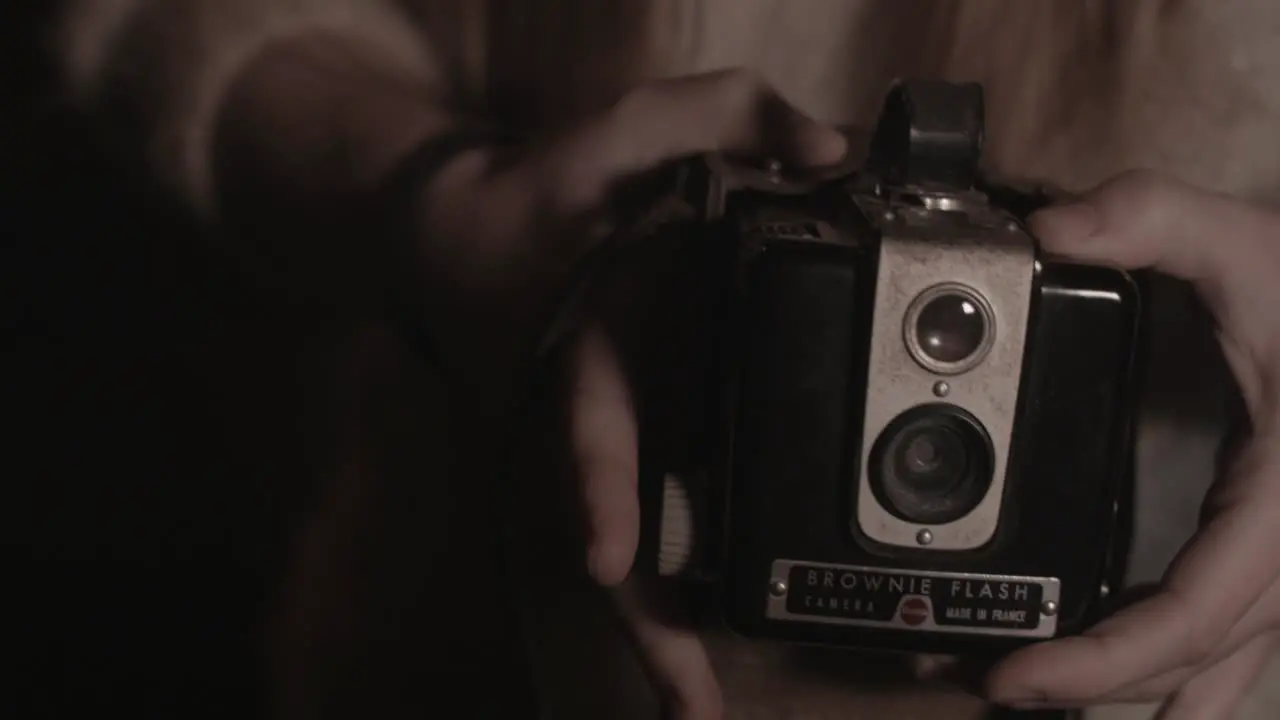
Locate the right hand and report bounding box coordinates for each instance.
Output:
[401,69,847,718]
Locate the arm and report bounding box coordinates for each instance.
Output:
[56,4,540,715]
[60,0,450,213]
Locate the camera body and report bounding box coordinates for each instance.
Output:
[697,80,1141,655]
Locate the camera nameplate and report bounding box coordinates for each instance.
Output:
[765,559,1061,639]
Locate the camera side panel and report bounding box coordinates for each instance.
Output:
[721,241,872,631]
[997,260,1141,635]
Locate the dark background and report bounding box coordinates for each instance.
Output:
[5,5,320,717]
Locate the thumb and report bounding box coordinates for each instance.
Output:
[1029,170,1280,372]
[1029,170,1278,286]
[568,325,641,586]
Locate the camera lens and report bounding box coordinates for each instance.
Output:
[905,284,994,374]
[868,405,994,526]
[898,426,963,485]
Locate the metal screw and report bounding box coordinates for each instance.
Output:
[769,580,788,597]
[1099,582,1111,599]
[882,209,897,222]
[933,381,951,398]
[916,529,934,546]
[1041,600,1059,617]
[764,158,783,183]
[1006,220,1020,232]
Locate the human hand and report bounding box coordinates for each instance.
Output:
[544,73,847,719]
[395,70,846,424]
[986,170,1280,719]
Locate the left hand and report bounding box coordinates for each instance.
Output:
[986,170,1280,719]
[544,71,850,720]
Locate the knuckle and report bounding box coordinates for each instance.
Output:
[718,66,765,93]
[710,66,770,111]
[1110,167,1169,189]
[1170,605,1220,667]
[1104,169,1177,221]
[1059,169,1175,242]
[1179,631,1218,668]
[536,134,613,218]
[706,67,776,150]
[1262,632,1280,656]
[610,82,652,125]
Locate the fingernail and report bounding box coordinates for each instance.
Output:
[586,545,605,582]
[1030,202,1102,247]
[587,543,626,586]
[820,130,850,166]
[797,128,849,168]
[991,688,1051,709]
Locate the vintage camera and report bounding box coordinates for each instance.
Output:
[670,79,1143,655]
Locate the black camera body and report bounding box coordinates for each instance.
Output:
[691,80,1142,655]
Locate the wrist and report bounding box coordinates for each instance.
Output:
[379,128,533,407]
[209,32,470,308]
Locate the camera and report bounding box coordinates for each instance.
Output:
[658,79,1142,655]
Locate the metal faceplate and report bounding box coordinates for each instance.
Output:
[766,559,1061,638]
[854,190,1037,551]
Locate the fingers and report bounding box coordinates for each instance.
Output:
[605,69,849,172]
[542,68,848,218]
[1156,633,1277,720]
[1009,633,1276,712]
[1028,170,1280,285]
[1098,578,1280,703]
[1095,632,1275,708]
[569,325,640,586]
[988,451,1280,705]
[996,172,1280,708]
[612,576,723,720]
[568,327,721,717]
[1081,569,1280,705]
[566,324,721,720]
[1028,170,1280,373]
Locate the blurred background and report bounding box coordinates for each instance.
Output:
[4,4,326,717]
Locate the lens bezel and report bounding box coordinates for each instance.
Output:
[903,282,996,375]
[867,404,995,527]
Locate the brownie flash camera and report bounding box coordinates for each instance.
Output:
[673,79,1143,656]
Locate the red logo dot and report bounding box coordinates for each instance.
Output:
[900,597,930,627]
